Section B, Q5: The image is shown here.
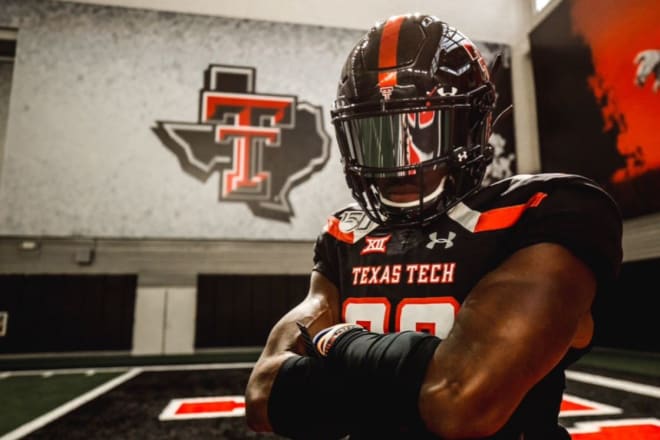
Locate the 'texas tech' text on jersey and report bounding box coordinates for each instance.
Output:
[314,173,621,335]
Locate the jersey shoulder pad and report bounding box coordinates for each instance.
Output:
[321,203,380,245]
[452,173,619,233]
[496,173,609,197]
[477,173,615,207]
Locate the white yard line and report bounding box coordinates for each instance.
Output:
[1,362,255,377]
[566,370,660,399]
[0,368,142,440]
[141,362,255,372]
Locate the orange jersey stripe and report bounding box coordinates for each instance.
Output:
[325,216,356,244]
[474,192,548,232]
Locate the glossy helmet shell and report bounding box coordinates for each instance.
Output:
[331,13,496,227]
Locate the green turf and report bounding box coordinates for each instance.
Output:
[0,349,261,371]
[575,347,660,378]
[0,372,122,436]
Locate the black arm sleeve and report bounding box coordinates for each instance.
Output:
[267,355,352,439]
[326,329,441,436]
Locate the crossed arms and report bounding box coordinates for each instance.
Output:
[245,242,597,438]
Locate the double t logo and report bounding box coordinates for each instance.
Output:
[154,65,330,222]
[201,83,294,199]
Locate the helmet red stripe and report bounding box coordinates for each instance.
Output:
[378,15,405,87]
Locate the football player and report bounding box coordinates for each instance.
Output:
[245,13,622,439]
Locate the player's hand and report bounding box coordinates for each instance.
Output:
[312,323,366,357]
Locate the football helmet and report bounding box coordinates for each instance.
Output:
[331,14,497,227]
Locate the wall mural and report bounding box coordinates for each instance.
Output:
[0,0,516,239]
[154,65,330,222]
[530,0,660,219]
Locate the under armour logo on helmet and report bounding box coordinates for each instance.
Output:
[426,231,456,250]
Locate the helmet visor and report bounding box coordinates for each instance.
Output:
[338,109,471,172]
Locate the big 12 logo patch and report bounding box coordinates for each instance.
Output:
[154,65,330,222]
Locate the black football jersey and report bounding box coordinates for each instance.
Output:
[312,173,623,439]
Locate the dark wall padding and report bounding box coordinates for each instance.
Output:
[0,274,137,354]
[196,262,660,353]
[196,274,309,348]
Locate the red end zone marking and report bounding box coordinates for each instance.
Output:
[159,396,245,420]
[176,400,245,415]
[562,399,593,411]
[568,419,660,438]
[560,394,621,417]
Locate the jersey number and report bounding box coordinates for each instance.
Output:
[342,296,460,338]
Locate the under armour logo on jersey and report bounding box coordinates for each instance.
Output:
[360,234,392,255]
[426,231,456,250]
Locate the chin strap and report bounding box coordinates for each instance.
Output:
[492,104,513,132]
[487,50,514,136]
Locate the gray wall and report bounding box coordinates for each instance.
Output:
[0,0,517,241]
[0,0,359,240]
[0,62,12,172]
